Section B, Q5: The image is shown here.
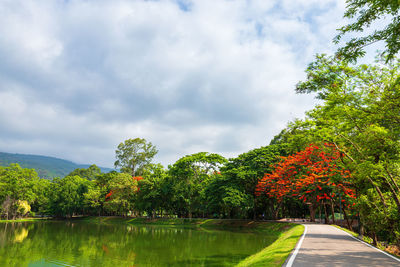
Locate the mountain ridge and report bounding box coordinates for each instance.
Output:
[0,151,113,179]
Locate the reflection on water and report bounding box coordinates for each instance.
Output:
[14,227,29,243]
[0,221,276,267]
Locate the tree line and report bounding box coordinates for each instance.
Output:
[0,140,305,221]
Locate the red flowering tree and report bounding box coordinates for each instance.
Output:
[255,144,356,222]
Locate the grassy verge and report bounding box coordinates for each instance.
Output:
[0,217,50,223]
[236,224,304,267]
[334,225,400,259]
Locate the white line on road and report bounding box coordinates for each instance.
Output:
[338,227,400,263]
[285,224,308,267]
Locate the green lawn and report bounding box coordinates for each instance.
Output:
[0,217,50,223]
[236,224,304,266]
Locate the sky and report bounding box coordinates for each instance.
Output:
[0,0,351,168]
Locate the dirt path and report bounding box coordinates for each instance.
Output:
[284,224,400,267]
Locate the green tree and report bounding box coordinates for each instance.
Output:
[48,175,89,218]
[296,54,400,244]
[334,0,400,61]
[67,164,102,181]
[203,175,251,218]
[114,138,158,176]
[103,173,138,216]
[33,178,52,216]
[219,144,289,219]
[135,164,168,218]
[0,164,40,219]
[169,152,227,218]
[83,182,102,216]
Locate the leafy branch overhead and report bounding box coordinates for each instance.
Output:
[334,0,400,62]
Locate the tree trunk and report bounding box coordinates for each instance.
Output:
[324,203,329,224]
[372,232,378,246]
[309,203,316,222]
[359,223,365,239]
[330,199,336,224]
[319,204,322,223]
[381,175,400,214]
[253,198,257,220]
[367,176,388,209]
[343,209,353,231]
[273,202,282,220]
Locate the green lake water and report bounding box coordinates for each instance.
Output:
[0,221,276,267]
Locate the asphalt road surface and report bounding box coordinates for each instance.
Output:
[284,224,400,267]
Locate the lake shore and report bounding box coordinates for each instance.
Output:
[76,217,305,266]
[1,217,304,266]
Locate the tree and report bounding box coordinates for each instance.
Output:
[169,152,227,218]
[295,54,400,243]
[0,164,40,219]
[67,164,102,181]
[219,144,289,219]
[135,164,169,218]
[203,175,251,219]
[114,138,158,176]
[83,182,102,216]
[334,0,400,61]
[256,144,356,222]
[48,175,89,218]
[104,173,139,216]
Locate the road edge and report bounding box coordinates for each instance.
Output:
[335,226,400,264]
[282,224,307,267]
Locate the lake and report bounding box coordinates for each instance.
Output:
[0,221,276,266]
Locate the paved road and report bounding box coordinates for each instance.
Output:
[285,224,400,267]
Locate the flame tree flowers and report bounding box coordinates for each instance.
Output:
[255,144,356,222]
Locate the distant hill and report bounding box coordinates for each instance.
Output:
[0,152,114,179]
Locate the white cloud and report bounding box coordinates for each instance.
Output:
[0,0,348,168]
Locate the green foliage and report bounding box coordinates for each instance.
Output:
[168,152,227,218]
[15,200,31,217]
[83,183,102,215]
[48,175,89,218]
[334,0,400,61]
[114,138,158,176]
[0,164,40,219]
[103,173,138,216]
[135,164,169,217]
[67,164,102,181]
[216,145,290,219]
[294,54,400,244]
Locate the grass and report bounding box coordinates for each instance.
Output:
[0,217,50,223]
[334,225,400,259]
[236,224,304,267]
[334,225,376,245]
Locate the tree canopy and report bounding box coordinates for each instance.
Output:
[335,0,400,61]
[114,138,158,176]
